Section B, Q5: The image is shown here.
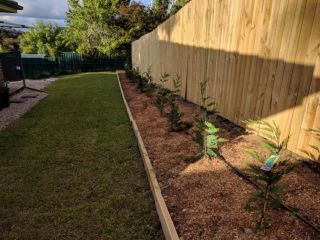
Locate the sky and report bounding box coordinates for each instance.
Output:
[0,0,152,28]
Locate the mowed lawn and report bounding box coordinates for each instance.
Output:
[0,73,162,240]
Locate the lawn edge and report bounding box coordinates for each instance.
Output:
[116,70,180,240]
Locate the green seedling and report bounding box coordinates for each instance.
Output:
[243,120,293,233]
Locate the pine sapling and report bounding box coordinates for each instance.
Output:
[200,80,216,115]
[187,80,225,162]
[142,66,155,96]
[136,73,147,91]
[124,63,132,78]
[154,73,171,115]
[244,151,293,233]
[166,75,184,131]
[300,129,320,171]
[168,102,184,131]
[243,120,293,233]
[126,66,140,84]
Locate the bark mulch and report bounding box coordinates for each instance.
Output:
[118,72,320,240]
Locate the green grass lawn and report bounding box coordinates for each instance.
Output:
[0,72,163,240]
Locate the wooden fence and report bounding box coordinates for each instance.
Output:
[132,0,320,160]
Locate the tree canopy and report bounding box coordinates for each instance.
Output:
[20,21,69,57]
[18,0,190,59]
[0,29,22,53]
[63,0,165,57]
[170,0,190,15]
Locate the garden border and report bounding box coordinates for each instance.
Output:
[116,71,180,240]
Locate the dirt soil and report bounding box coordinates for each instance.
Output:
[118,72,320,240]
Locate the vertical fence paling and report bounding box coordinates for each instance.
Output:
[22,52,125,79]
[132,0,320,160]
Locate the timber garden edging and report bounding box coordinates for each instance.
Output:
[116,70,180,240]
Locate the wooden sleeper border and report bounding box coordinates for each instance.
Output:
[116,71,180,240]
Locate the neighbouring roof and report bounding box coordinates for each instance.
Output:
[21,54,46,59]
[0,0,23,13]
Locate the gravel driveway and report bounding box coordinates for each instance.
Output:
[0,78,57,131]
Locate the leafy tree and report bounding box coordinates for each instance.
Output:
[64,0,183,60]
[152,0,170,22]
[64,0,159,60]
[170,0,190,15]
[20,21,68,57]
[0,29,22,52]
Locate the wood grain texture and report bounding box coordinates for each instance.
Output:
[132,0,320,160]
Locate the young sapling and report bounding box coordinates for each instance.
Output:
[154,73,171,115]
[142,66,155,96]
[243,120,293,233]
[166,75,184,131]
[187,80,225,162]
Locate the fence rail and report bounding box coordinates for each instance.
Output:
[22,52,125,79]
[132,0,320,160]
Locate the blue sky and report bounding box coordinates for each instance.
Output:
[0,0,152,28]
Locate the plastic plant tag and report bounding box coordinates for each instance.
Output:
[261,154,279,172]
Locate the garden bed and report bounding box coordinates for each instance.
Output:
[118,71,320,240]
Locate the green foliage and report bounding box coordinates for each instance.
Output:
[192,120,226,161]
[0,29,22,53]
[154,73,171,115]
[166,74,183,131]
[20,21,69,57]
[243,120,293,233]
[126,66,141,83]
[300,128,320,166]
[152,0,171,23]
[136,73,147,91]
[171,74,182,100]
[153,0,170,9]
[187,80,222,162]
[170,0,190,15]
[244,119,290,154]
[64,0,163,58]
[159,72,170,85]
[205,122,227,158]
[142,67,155,96]
[63,0,188,58]
[164,74,181,104]
[168,102,183,131]
[245,154,293,232]
[127,67,184,132]
[200,80,216,114]
[126,66,155,95]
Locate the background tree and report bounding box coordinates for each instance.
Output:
[53,0,188,60]
[152,0,170,22]
[170,0,190,15]
[20,21,68,57]
[64,0,161,61]
[0,28,22,52]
